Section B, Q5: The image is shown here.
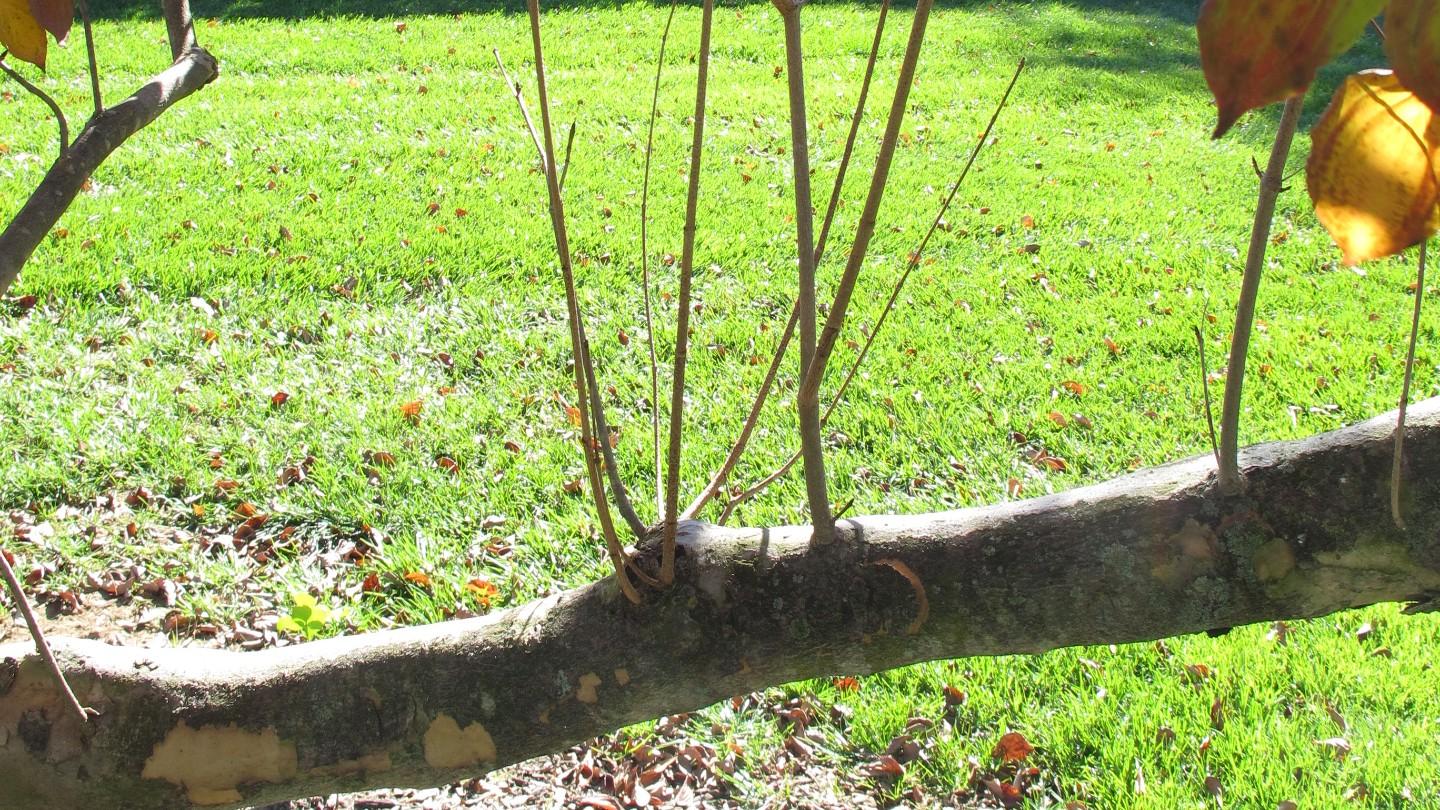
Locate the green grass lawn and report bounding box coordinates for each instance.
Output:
[2,0,1438,806]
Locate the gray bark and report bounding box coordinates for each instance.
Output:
[3,399,1440,809]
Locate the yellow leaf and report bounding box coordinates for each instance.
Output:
[1197,0,1386,137]
[1307,70,1440,265]
[0,0,46,69]
[1386,0,1440,115]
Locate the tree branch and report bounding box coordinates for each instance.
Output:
[6,398,1440,809]
[0,41,218,297]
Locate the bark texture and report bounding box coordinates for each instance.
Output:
[4,399,1440,809]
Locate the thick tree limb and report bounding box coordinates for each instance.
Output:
[0,44,218,297]
[5,399,1440,809]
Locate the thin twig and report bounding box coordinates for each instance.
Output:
[799,0,935,544]
[717,56,1022,525]
[526,0,640,603]
[558,120,577,193]
[0,547,91,723]
[642,0,678,520]
[1217,94,1304,492]
[1370,17,1386,40]
[660,0,715,586]
[494,50,548,169]
[581,332,647,538]
[682,0,888,521]
[1392,240,1427,529]
[0,52,69,158]
[77,0,103,116]
[1196,323,1220,468]
[778,1,829,546]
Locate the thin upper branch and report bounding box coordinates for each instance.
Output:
[660,0,715,585]
[642,0,679,520]
[0,54,69,158]
[525,0,640,602]
[1217,94,1304,492]
[77,0,103,116]
[682,0,889,521]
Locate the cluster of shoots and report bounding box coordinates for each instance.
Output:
[501,0,1022,602]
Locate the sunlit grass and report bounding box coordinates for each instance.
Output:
[1,0,1436,806]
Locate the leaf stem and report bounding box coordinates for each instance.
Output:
[1392,239,1427,529]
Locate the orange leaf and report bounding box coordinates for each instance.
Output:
[361,572,382,592]
[403,571,432,588]
[832,676,861,692]
[1307,70,1440,264]
[27,0,69,43]
[565,405,582,428]
[466,577,498,606]
[437,455,459,475]
[992,731,1034,762]
[0,0,46,68]
[1197,0,1385,137]
[1061,380,1087,396]
[1387,0,1440,115]
[399,399,423,422]
[270,390,290,407]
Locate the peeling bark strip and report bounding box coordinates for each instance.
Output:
[5,400,1440,809]
[0,45,218,296]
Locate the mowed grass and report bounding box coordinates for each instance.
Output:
[1,0,1438,806]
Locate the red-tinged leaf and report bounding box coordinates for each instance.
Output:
[403,570,432,588]
[270,390,290,407]
[27,0,70,43]
[1307,70,1440,264]
[367,450,397,467]
[25,564,43,585]
[1103,336,1121,355]
[1061,380,1087,396]
[1006,477,1024,497]
[466,577,498,607]
[993,731,1034,762]
[1020,214,1036,229]
[1197,0,1386,137]
[1185,662,1214,682]
[863,754,904,779]
[1386,0,1440,115]
[565,405,582,428]
[832,676,861,692]
[1047,411,1068,428]
[984,778,1024,807]
[233,514,269,542]
[943,685,967,708]
[234,501,258,518]
[503,439,522,453]
[617,328,630,346]
[6,294,36,312]
[0,0,47,68]
[1210,697,1225,730]
[125,487,154,508]
[361,572,382,592]
[199,328,219,344]
[437,455,460,475]
[562,478,583,494]
[399,399,423,423]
